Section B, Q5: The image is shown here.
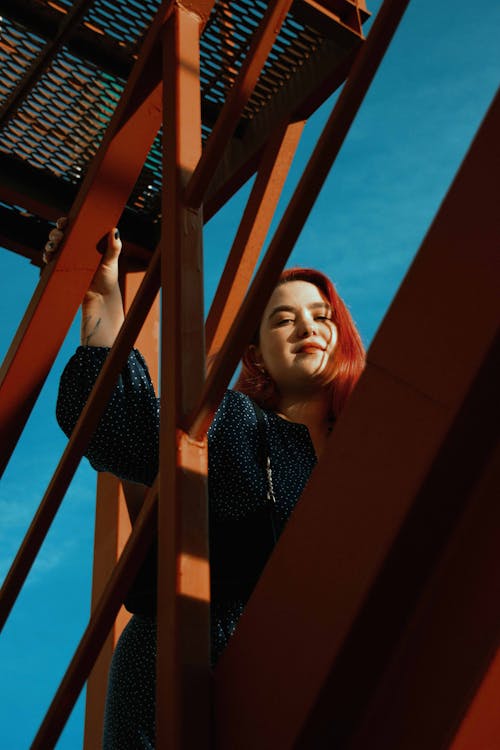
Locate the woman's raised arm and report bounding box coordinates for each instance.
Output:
[47,221,160,487]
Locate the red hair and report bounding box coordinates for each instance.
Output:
[234,268,365,419]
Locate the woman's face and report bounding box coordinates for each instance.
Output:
[252,280,338,396]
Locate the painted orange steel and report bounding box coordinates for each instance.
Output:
[83,474,132,750]
[294,0,364,37]
[30,479,159,749]
[184,0,295,209]
[0,1,171,478]
[83,269,159,750]
[212,90,500,749]
[0,0,372,746]
[345,413,500,750]
[157,7,210,748]
[206,118,304,358]
[450,645,500,750]
[189,0,411,440]
[121,264,161,393]
[0,249,160,629]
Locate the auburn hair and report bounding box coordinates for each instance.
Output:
[233,267,365,419]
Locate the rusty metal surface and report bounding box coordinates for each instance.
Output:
[212,88,500,749]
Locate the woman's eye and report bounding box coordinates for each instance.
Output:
[315,316,330,322]
[276,318,293,326]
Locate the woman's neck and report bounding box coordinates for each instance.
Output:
[277,392,332,458]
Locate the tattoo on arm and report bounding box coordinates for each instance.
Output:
[82,316,102,345]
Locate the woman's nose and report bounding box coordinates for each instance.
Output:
[298,316,316,337]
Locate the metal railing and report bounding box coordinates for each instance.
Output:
[0,0,413,746]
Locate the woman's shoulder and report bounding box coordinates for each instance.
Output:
[209,389,259,435]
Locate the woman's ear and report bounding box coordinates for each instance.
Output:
[248,344,265,371]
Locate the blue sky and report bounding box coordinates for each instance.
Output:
[1,1,499,746]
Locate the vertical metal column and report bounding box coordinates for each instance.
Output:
[205,119,304,358]
[158,6,210,748]
[83,475,131,750]
[83,268,160,748]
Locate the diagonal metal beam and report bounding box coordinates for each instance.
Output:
[449,642,500,749]
[0,13,363,266]
[188,0,412,440]
[184,0,295,209]
[343,360,500,750]
[0,161,167,277]
[0,1,171,477]
[0,0,219,477]
[206,117,304,358]
[0,247,160,631]
[212,87,500,749]
[30,479,159,749]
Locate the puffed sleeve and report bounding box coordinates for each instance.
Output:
[56,346,159,486]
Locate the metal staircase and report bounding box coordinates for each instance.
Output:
[0,0,498,747]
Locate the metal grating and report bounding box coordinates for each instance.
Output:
[200,0,323,120]
[85,0,160,46]
[0,0,367,258]
[0,17,46,103]
[1,43,125,183]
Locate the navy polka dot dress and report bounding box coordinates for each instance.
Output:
[56,346,317,748]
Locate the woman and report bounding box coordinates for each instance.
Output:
[52,226,365,748]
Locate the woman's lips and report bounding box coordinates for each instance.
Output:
[295,343,325,354]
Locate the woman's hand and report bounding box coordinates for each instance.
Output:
[84,228,122,300]
[42,216,67,265]
[43,218,125,346]
[82,227,124,346]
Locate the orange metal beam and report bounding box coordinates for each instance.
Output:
[189,0,412,440]
[83,474,132,750]
[0,0,218,478]
[157,7,210,748]
[212,89,500,748]
[450,644,500,750]
[292,0,365,38]
[345,399,500,750]
[0,0,170,477]
[83,269,159,750]
[30,480,159,749]
[184,0,295,209]
[0,249,160,629]
[206,118,304,358]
